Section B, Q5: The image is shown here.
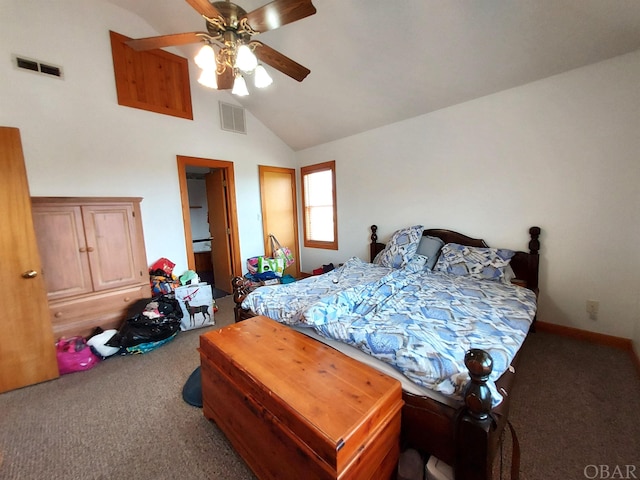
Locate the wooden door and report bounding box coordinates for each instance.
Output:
[177,156,242,290]
[32,204,93,300]
[206,170,233,293]
[0,127,59,393]
[259,166,300,278]
[82,203,142,292]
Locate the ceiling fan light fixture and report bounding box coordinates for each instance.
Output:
[197,68,218,89]
[194,44,216,71]
[232,74,249,96]
[128,0,317,93]
[254,64,273,88]
[235,44,258,73]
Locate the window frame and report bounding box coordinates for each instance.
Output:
[300,160,338,250]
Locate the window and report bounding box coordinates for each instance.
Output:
[301,160,338,250]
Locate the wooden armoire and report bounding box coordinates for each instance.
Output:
[31,197,151,339]
[0,127,59,393]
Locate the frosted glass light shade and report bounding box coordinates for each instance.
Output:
[195,44,216,70]
[232,75,249,96]
[197,68,218,89]
[254,65,273,88]
[235,44,258,72]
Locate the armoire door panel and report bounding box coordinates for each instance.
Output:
[82,204,140,291]
[32,205,93,300]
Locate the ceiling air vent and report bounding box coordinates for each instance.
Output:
[14,55,63,79]
[219,102,246,134]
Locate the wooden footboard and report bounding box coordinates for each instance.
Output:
[401,349,519,480]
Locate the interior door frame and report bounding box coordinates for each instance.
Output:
[259,165,300,278]
[177,155,242,279]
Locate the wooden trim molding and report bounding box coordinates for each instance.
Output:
[536,321,632,350]
[32,196,142,204]
[300,160,338,250]
[633,344,640,378]
[536,321,640,377]
[176,155,242,279]
[258,165,301,278]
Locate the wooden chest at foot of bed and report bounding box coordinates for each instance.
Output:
[199,316,404,480]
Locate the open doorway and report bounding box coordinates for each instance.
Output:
[177,155,241,297]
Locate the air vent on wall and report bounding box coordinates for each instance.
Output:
[13,55,63,79]
[219,102,246,134]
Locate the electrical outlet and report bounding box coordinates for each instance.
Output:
[586,300,599,321]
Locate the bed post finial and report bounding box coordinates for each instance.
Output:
[529,226,541,255]
[232,276,252,322]
[463,349,493,420]
[370,225,381,263]
[370,225,378,244]
[454,349,495,480]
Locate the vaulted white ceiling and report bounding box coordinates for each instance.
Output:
[105,0,640,151]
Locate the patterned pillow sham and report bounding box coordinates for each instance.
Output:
[373,225,424,269]
[434,243,515,282]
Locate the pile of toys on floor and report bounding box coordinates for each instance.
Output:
[242,235,298,287]
[55,257,217,376]
[244,255,296,287]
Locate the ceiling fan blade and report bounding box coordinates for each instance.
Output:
[217,68,235,90]
[243,0,316,34]
[125,32,205,51]
[186,0,223,19]
[253,41,310,82]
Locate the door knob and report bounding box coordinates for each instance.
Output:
[22,270,38,279]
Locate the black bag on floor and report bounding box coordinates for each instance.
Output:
[106,294,182,349]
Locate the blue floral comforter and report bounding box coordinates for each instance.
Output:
[241,257,393,325]
[303,268,537,405]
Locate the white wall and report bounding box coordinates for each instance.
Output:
[0,0,295,276]
[296,50,640,341]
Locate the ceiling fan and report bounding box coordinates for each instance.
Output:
[125,0,316,94]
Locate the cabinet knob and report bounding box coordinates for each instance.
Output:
[123,297,131,302]
[79,247,87,252]
[22,270,38,279]
[54,312,63,318]
[87,247,95,252]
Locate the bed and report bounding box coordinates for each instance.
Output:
[232,224,541,480]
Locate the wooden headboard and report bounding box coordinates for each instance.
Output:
[370,225,541,292]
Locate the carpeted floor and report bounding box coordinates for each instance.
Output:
[0,296,638,480]
[507,332,640,479]
[0,295,251,480]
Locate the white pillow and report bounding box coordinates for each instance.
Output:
[87,329,120,357]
